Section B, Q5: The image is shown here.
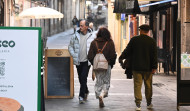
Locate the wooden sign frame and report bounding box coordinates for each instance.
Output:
[45,49,74,98]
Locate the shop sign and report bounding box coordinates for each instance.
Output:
[113,0,141,14]
[181,53,190,68]
[0,27,41,111]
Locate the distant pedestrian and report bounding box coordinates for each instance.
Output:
[119,24,157,111]
[72,16,79,33]
[88,27,117,107]
[68,20,94,104]
[87,12,94,23]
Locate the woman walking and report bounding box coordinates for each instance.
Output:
[88,27,117,107]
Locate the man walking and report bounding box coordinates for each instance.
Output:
[68,20,94,104]
[119,24,157,110]
[72,16,79,33]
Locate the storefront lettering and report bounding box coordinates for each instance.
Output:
[0,40,15,48]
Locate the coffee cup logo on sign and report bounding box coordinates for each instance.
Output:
[55,50,63,56]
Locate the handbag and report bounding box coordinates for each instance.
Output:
[93,41,108,71]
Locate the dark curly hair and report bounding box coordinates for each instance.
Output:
[96,27,111,40]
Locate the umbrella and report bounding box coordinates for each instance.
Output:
[19,7,64,19]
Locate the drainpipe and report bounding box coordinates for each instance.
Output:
[84,0,86,19]
[4,0,11,26]
[176,0,181,109]
[177,0,180,21]
[4,0,6,26]
[30,0,32,27]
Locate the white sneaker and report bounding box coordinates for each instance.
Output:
[136,105,141,111]
[79,96,85,104]
[136,106,141,111]
[147,103,153,109]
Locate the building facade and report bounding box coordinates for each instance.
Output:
[1,0,85,39]
[109,0,178,74]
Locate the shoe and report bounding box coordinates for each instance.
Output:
[99,96,105,108]
[79,96,85,104]
[84,92,89,101]
[147,103,153,109]
[136,105,141,111]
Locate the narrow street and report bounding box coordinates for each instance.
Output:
[45,29,190,111]
[1,0,190,111]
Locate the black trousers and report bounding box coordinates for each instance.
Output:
[76,61,91,98]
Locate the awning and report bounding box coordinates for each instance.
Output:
[113,0,141,14]
[113,0,177,14]
[139,0,176,8]
[140,0,177,14]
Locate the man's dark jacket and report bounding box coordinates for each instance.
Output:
[121,34,157,71]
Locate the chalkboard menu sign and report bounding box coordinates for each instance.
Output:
[45,49,74,98]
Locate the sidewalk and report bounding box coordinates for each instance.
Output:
[46,28,74,49]
[45,29,190,111]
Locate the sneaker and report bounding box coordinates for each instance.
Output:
[136,105,141,111]
[147,103,153,109]
[79,96,85,104]
[84,92,89,101]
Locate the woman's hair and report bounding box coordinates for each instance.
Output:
[96,27,111,40]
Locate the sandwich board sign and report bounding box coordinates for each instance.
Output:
[0,27,41,111]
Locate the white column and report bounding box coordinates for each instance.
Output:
[4,0,10,26]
